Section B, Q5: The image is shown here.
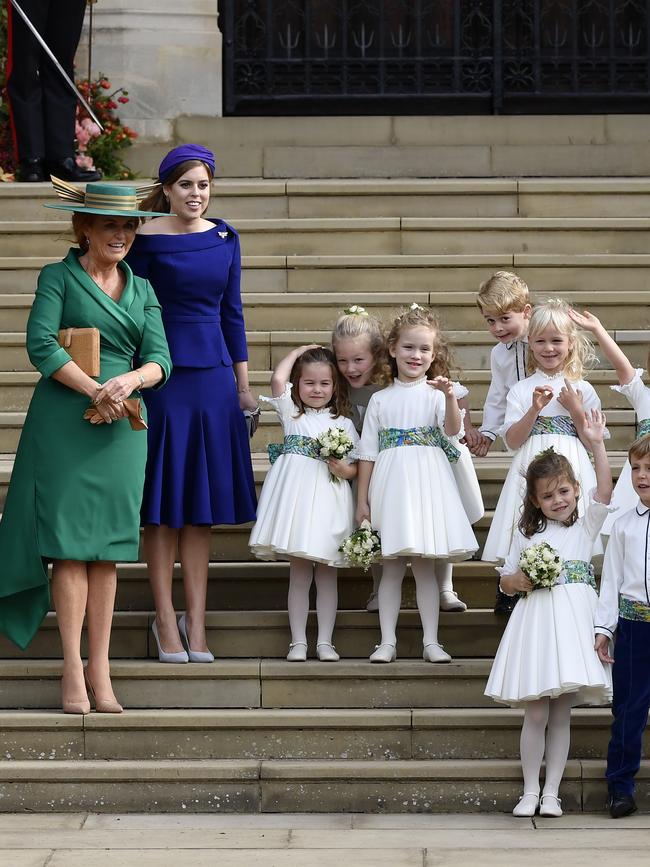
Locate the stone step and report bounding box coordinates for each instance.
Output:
[0,659,493,710]
[158,113,650,181]
[0,611,505,662]
[0,755,643,812]
[1,707,645,762]
[4,253,650,295]
[4,218,650,258]
[7,177,650,219]
[5,290,650,333]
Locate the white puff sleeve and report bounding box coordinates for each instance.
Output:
[258,382,298,426]
[357,393,381,462]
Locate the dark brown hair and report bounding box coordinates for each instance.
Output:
[518,449,579,537]
[139,159,214,216]
[289,347,351,418]
[386,305,456,381]
[71,212,141,253]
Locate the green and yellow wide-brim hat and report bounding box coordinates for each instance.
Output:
[43,177,171,217]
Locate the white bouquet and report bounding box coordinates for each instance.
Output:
[339,520,382,571]
[518,542,563,591]
[316,426,355,483]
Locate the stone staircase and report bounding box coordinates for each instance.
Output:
[0,176,648,813]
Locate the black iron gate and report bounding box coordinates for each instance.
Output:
[219,1,650,115]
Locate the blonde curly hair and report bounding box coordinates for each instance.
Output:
[386,305,456,381]
[526,298,596,381]
[331,308,391,386]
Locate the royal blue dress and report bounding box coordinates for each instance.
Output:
[126,221,256,527]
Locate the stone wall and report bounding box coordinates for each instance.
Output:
[75,0,223,143]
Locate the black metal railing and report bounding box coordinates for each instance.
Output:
[219,0,650,115]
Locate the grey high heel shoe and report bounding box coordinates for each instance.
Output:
[178,614,214,663]
[151,618,189,664]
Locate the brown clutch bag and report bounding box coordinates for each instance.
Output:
[83,398,148,431]
[58,327,100,377]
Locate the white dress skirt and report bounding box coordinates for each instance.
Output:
[485,496,613,707]
[357,377,479,561]
[451,383,484,526]
[482,371,604,564]
[249,385,359,566]
[602,369,650,536]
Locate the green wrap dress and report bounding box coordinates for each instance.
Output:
[0,248,172,650]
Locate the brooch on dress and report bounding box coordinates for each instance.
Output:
[218,231,228,239]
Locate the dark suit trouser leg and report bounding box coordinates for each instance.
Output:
[5,0,87,161]
[606,617,650,796]
[5,0,49,159]
[41,0,87,161]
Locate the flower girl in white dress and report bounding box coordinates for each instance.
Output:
[249,345,359,662]
[485,410,613,818]
[482,299,604,563]
[356,306,478,664]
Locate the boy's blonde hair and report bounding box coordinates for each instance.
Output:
[477,271,530,315]
[386,305,456,381]
[629,432,650,462]
[526,298,597,381]
[331,309,391,385]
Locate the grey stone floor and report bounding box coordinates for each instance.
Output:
[0,812,648,866]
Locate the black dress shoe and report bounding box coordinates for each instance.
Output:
[46,157,101,182]
[607,792,637,818]
[494,588,519,616]
[17,158,45,182]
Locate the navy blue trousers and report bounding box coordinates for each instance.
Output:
[606,617,650,796]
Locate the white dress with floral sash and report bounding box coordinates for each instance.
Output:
[485,494,613,707]
[482,370,604,563]
[357,377,478,561]
[249,384,359,566]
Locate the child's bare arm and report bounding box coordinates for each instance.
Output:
[569,309,635,387]
[270,344,320,397]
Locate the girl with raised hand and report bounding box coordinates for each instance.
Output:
[356,306,478,664]
[249,345,359,662]
[486,411,613,817]
[568,308,648,534]
[482,298,604,564]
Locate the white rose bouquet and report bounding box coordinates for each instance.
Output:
[339,520,382,571]
[316,426,355,483]
[518,542,563,591]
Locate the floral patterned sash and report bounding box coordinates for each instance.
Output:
[563,559,596,592]
[268,434,320,465]
[619,597,650,623]
[638,418,650,438]
[378,425,461,464]
[530,416,578,437]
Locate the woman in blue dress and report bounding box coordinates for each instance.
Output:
[128,144,257,663]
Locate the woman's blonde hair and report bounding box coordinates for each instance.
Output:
[386,305,456,381]
[331,309,391,385]
[139,159,214,216]
[526,298,596,380]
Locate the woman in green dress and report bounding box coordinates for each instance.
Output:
[0,180,171,714]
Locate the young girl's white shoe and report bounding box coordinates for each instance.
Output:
[439,590,467,612]
[539,795,562,817]
[512,793,539,817]
[369,643,396,663]
[286,642,307,662]
[423,643,452,663]
[316,643,340,662]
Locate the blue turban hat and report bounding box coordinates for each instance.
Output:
[158,144,216,183]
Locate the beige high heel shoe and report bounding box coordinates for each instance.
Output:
[84,671,123,714]
[61,673,90,715]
